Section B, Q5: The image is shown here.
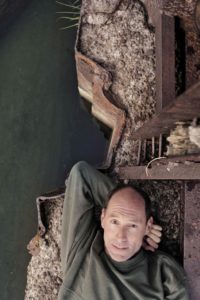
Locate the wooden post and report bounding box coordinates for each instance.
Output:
[184,181,200,300]
[144,0,175,112]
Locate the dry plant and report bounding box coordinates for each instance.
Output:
[56,0,81,30]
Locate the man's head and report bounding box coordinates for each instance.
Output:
[101,185,153,262]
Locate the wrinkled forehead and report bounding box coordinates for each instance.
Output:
[107,187,146,214]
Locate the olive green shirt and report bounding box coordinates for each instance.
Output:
[58,161,188,300]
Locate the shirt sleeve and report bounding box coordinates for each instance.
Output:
[61,161,115,271]
[161,254,189,300]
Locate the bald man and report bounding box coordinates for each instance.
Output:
[58,161,188,300]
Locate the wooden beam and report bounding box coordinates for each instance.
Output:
[144,0,175,111]
[156,12,175,111]
[132,80,200,139]
[184,181,200,300]
[118,163,200,180]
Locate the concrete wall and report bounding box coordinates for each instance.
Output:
[0,1,106,299]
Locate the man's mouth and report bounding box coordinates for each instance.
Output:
[111,243,128,250]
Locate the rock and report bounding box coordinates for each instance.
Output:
[90,0,121,14]
[83,13,110,25]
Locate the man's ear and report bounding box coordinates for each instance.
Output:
[145,216,153,235]
[100,208,105,229]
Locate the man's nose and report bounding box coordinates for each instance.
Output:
[116,227,127,241]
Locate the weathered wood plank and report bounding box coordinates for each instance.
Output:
[118,164,200,180]
[184,181,200,300]
[155,12,175,111]
[132,81,200,139]
[152,154,200,164]
[144,0,175,111]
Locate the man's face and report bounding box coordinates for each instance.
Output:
[101,187,152,262]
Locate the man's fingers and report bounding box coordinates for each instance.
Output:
[150,229,162,238]
[148,233,161,244]
[144,221,162,251]
[144,245,155,252]
[142,240,156,252]
[145,237,159,249]
[152,224,162,231]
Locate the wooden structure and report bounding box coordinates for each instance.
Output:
[184,182,200,300]
[132,81,200,139]
[144,0,176,111]
[118,1,200,175]
[117,2,200,299]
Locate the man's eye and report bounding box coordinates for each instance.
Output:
[130,224,137,228]
[111,219,118,225]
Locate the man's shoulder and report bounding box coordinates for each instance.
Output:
[147,249,178,262]
[146,250,184,272]
[150,250,176,260]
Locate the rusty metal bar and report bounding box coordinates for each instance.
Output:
[184,181,200,300]
[27,188,65,256]
[152,136,155,158]
[36,188,65,236]
[137,140,142,166]
[75,51,126,168]
[132,81,200,139]
[143,139,147,162]
[159,134,163,157]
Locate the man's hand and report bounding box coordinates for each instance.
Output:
[143,219,162,252]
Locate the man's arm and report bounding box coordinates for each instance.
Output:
[61,161,115,271]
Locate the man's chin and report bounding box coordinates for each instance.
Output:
[107,248,130,262]
[109,252,129,262]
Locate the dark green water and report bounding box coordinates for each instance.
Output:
[0,1,106,299]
